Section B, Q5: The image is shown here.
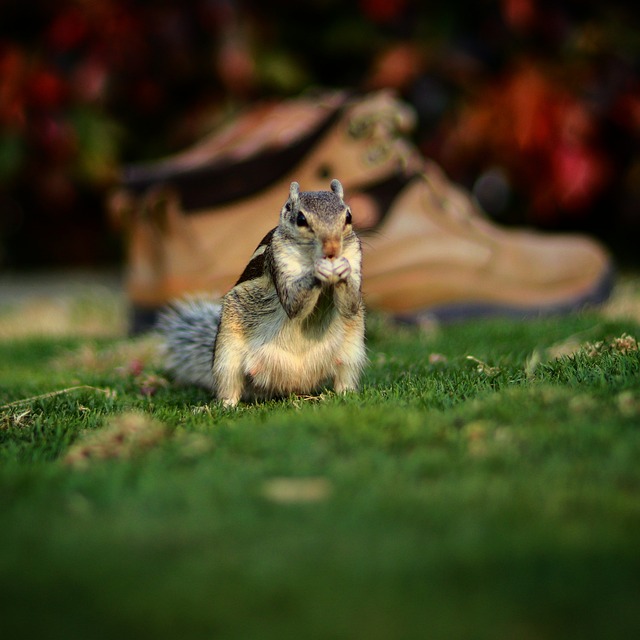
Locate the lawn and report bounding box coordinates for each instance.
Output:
[1,279,640,639]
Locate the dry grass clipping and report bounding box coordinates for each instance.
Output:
[0,386,116,412]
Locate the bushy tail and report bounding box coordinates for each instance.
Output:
[156,298,222,390]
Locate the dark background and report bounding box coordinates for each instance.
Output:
[0,0,638,268]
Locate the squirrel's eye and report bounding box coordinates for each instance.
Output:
[345,209,352,225]
[296,212,308,227]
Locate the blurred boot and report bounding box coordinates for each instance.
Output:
[110,90,613,333]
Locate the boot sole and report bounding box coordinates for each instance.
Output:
[394,263,616,325]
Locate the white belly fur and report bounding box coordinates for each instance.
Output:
[243,310,355,397]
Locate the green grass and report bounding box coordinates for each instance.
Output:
[1,313,640,639]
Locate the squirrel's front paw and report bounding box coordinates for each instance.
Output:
[315,257,352,284]
[332,257,351,282]
[315,258,338,284]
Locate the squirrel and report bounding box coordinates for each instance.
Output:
[157,179,366,406]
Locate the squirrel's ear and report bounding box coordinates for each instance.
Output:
[330,179,344,200]
[289,182,300,207]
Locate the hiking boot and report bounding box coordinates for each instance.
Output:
[110,90,613,333]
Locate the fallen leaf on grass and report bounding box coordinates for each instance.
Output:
[262,477,332,504]
[462,420,517,458]
[547,332,638,360]
[568,394,598,413]
[616,391,640,417]
[63,412,167,469]
[137,373,169,397]
[580,333,638,357]
[176,433,214,459]
[609,333,638,354]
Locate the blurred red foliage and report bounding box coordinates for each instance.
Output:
[438,62,614,222]
[0,0,638,266]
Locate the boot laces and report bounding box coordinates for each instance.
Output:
[347,97,484,226]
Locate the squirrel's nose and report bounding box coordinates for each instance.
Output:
[322,239,341,260]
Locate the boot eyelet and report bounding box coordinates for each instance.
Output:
[317,164,332,179]
[364,143,390,167]
[348,119,370,140]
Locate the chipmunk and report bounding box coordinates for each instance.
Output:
[157,179,366,406]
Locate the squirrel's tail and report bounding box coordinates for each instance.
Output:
[156,298,222,390]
